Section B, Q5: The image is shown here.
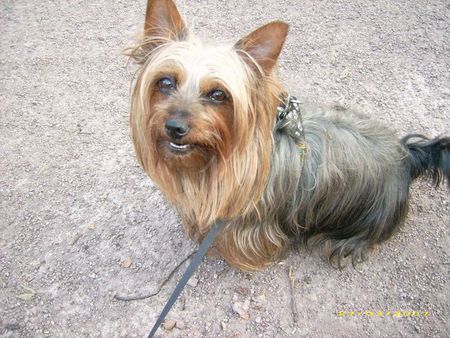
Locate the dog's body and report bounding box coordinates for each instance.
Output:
[129,0,450,270]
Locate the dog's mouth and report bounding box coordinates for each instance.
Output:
[169,141,191,154]
[157,138,216,169]
[158,139,213,162]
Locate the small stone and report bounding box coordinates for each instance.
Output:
[121,258,132,268]
[220,321,227,331]
[297,327,309,336]
[235,286,250,296]
[16,293,35,301]
[232,300,250,320]
[254,293,267,306]
[255,316,262,323]
[187,277,198,287]
[70,233,82,245]
[163,319,176,331]
[176,320,186,330]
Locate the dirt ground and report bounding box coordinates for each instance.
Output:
[1,0,449,337]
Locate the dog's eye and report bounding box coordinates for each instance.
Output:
[208,89,227,103]
[157,77,176,93]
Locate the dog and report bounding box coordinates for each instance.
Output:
[127,0,449,270]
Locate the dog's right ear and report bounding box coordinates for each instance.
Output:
[144,0,187,40]
[126,0,187,63]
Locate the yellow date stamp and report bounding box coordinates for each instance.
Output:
[337,311,430,318]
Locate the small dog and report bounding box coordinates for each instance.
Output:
[128,0,449,270]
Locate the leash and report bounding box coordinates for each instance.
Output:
[147,219,225,338]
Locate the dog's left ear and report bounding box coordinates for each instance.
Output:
[235,21,289,74]
[144,0,187,40]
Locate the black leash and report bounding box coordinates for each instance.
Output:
[147,219,225,338]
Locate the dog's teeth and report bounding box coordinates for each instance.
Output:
[170,142,189,150]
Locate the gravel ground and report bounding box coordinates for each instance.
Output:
[1,0,449,337]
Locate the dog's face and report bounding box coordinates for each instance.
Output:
[138,41,248,170]
[130,0,289,172]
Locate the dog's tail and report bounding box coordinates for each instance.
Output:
[401,134,450,188]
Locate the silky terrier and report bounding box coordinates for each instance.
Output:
[127,0,449,270]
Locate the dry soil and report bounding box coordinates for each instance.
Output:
[1,0,449,337]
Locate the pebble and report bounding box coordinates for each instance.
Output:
[232,299,250,320]
[235,286,250,296]
[121,258,132,268]
[187,277,198,287]
[254,293,267,306]
[296,327,309,337]
[176,320,186,330]
[220,321,227,331]
[163,319,176,331]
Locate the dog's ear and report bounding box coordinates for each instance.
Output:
[144,0,187,40]
[235,21,289,75]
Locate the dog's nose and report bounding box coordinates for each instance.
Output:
[165,119,190,139]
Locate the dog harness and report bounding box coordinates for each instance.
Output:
[276,94,307,172]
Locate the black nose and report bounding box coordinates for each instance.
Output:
[165,119,190,139]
